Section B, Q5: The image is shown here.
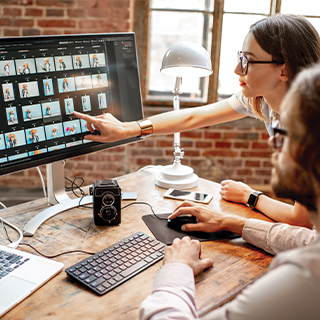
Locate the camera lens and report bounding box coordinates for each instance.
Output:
[99,206,117,222]
[102,192,115,206]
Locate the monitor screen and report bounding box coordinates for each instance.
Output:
[0,32,143,176]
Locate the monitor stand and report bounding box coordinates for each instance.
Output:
[23,161,93,237]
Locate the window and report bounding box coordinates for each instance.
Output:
[136,0,320,106]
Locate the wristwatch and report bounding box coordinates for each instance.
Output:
[137,119,153,138]
[247,191,263,209]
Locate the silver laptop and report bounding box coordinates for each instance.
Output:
[0,244,64,317]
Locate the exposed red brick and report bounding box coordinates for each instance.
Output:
[263,160,273,168]
[184,150,200,157]
[0,0,33,4]
[67,9,85,18]
[25,8,44,16]
[0,18,34,27]
[180,131,202,139]
[255,169,272,176]
[204,132,221,139]
[195,141,212,148]
[223,132,259,140]
[23,28,41,36]
[3,7,22,16]
[215,141,231,148]
[237,169,253,176]
[36,0,74,6]
[245,160,261,167]
[241,151,272,158]
[203,150,239,157]
[37,19,76,28]
[157,140,174,147]
[46,9,65,17]
[3,29,20,36]
[87,8,109,18]
[136,158,152,166]
[234,142,249,149]
[252,142,269,149]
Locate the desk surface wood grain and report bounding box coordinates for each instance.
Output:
[1,168,273,319]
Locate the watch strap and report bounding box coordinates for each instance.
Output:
[137,119,153,138]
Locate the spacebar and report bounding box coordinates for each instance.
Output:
[120,260,148,277]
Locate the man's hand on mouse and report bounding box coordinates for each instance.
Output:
[163,236,214,276]
[168,201,247,236]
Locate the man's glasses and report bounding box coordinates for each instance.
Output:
[271,120,287,150]
[237,51,284,75]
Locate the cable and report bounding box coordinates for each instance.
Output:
[36,166,47,198]
[0,201,6,209]
[0,216,23,249]
[65,176,93,209]
[18,243,95,258]
[0,177,167,257]
[121,201,169,221]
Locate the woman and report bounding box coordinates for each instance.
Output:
[74,14,320,232]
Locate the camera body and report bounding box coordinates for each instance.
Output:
[92,179,121,226]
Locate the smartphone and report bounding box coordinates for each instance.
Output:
[163,188,213,204]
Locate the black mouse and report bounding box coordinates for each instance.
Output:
[167,215,197,232]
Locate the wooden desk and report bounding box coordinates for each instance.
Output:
[0,168,273,319]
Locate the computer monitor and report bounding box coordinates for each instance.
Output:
[0,33,144,236]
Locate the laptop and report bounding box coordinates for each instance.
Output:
[0,244,64,317]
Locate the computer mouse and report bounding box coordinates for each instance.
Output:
[167,215,197,232]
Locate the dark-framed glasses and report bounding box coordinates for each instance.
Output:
[271,120,287,150]
[237,51,284,75]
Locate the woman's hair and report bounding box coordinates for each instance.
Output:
[285,63,320,184]
[249,14,320,118]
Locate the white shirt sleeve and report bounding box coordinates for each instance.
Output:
[242,219,317,255]
[140,259,320,320]
[139,263,197,320]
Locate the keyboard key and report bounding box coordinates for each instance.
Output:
[120,260,147,278]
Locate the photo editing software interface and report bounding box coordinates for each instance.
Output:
[0,33,143,175]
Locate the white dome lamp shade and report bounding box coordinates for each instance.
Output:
[155,42,213,189]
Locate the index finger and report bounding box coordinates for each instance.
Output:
[73,111,96,122]
[168,204,198,220]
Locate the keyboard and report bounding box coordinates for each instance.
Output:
[65,232,166,295]
[0,249,30,279]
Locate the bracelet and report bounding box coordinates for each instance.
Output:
[137,119,153,138]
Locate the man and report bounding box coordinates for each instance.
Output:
[139,64,320,319]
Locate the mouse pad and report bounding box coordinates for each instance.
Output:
[142,213,240,245]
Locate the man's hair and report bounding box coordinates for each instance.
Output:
[286,63,320,184]
[249,14,320,118]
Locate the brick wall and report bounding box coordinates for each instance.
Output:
[0,0,273,190]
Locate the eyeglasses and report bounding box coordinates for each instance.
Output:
[237,51,284,75]
[271,120,287,150]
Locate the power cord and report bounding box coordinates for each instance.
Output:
[1,199,168,258]
[65,176,93,209]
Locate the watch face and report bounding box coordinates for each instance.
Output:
[247,193,257,206]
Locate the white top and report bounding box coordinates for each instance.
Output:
[139,226,320,320]
[228,92,277,136]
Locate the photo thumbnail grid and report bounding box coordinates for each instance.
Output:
[1,50,110,164]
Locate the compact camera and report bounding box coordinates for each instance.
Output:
[92,180,121,226]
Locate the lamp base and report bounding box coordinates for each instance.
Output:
[155,161,198,189]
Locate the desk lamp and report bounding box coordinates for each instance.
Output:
[155,42,212,189]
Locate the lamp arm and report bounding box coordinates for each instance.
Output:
[173,77,184,162]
